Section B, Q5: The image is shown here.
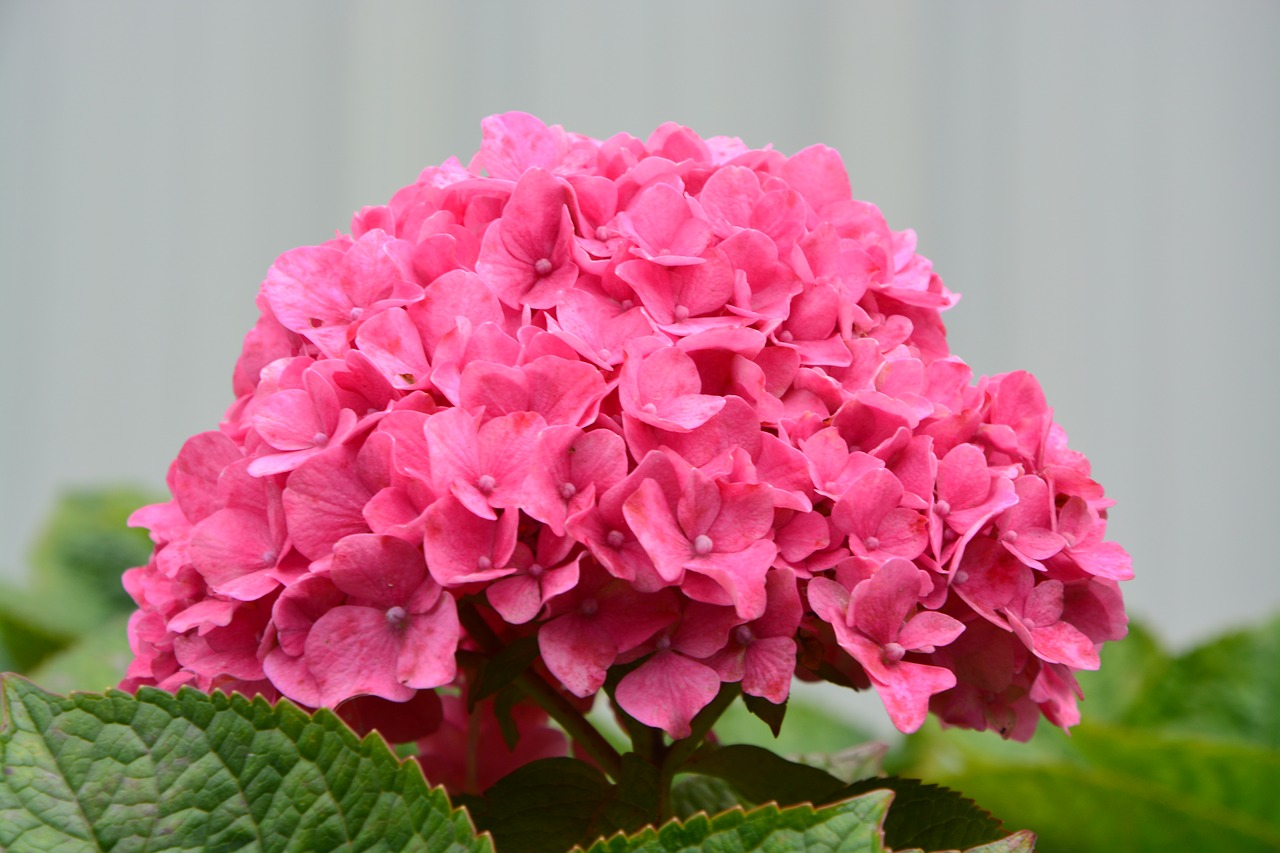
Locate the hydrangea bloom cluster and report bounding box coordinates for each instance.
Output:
[122,112,1130,747]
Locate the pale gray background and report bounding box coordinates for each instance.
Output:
[2,1,1277,653]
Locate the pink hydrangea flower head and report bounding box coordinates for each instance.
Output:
[122,113,1131,759]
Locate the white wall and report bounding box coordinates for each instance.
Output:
[2,1,1277,650]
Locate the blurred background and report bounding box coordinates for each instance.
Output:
[1,0,1277,655]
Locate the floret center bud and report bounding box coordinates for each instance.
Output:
[476,474,496,494]
[527,563,544,578]
[864,535,880,551]
[598,348,612,361]
[349,306,364,320]
[580,598,599,616]
[559,482,577,500]
[312,432,329,447]
[882,641,906,663]
[595,226,610,241]
[477,555,493,570]
[606,529,626,549]
[260,550,278,566]
[385,606,407,626]
[642,402,658,414]
[934,500,950,516]
[620,299,634,310]
[534,258,554,277]
[693,534,714,556]
[733,624,755,646]
[654,634,672,651]
[1002,529,1019,543]
[778,330,794,342]
[673,304,690,321]
[953,570,970,585]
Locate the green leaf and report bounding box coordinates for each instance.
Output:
[581,790,896,852]
[25,613,132,695]
[0,675,490,852]
[829,776,1008,851]
[469,636,539,708]
[681,743,846,807]
[1122,615,1280,747]
[896,615,1280,852]
[741,693,786,737]
[0,603,68,673]
[4,488,157,642]
[667,773,740,821]
[906,718,1280,853]
[474,755,659,853]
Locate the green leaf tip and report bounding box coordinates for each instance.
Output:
[0,674,492,853]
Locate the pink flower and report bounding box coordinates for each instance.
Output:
[122,112,1130,749]
[809,560,964,732]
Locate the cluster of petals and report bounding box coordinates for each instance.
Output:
[121,112,1130,757]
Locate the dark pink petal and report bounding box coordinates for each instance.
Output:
[831,468,903,540]
[898,611,965,653]
[615,651,721,739]
[169,431,240,523]
[422,496,518,586]
[538,612,618,697]
[306,606,414,704]
[1072,541,1134,581]
[330,533,428,607]
[283,448,373,560]
[687,539,776,621]
[869,659,956,734]
[189,508,283,601]
[851,559,924,646]
[522,356,609,427]
[486,574,544,625]
[355,307,431,390]
[741,636,797,703]
[394,594,460,689]
[624,479,692,583]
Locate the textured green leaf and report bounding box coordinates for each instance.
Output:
[474,755,659,853]
[830,776,1007,851]
[1123,615,1280,747]
[681,743,846,807]
[581,789,896,853]
[0,675,490,853]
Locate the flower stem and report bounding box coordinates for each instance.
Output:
[656,682,741,822]
[456,599,623,780]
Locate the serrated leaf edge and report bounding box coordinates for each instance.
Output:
[576,788,896,852]
[1,674,496,852]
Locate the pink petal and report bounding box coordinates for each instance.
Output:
[615,651,721,739]
[306,606,414,705]
[330,533,428,607]
[395,594,460,689]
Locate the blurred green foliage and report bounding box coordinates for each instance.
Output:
[0,487,156,691]
[891,619,1280,852]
